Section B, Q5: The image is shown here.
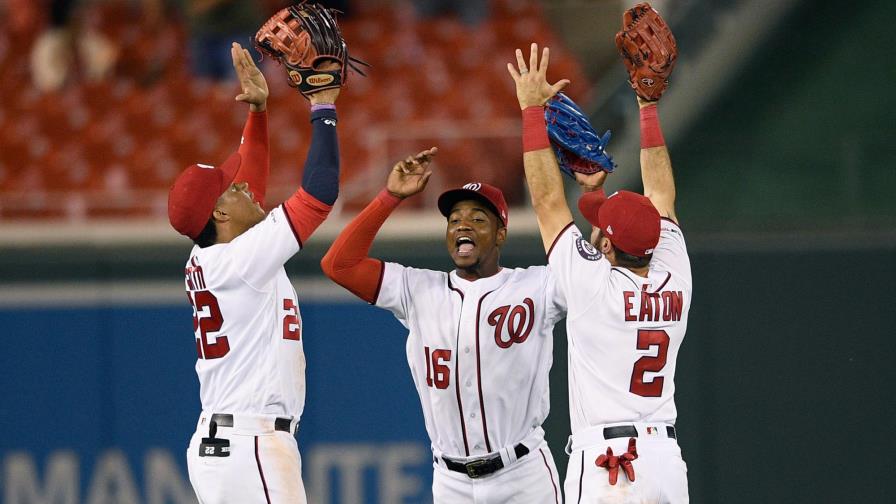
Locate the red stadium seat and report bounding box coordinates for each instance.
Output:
[1,2,590,219]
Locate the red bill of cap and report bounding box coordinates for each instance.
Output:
[168,152,242,239]
[578,189,607,228]
[596,190,661,256]
[437,182,509,227]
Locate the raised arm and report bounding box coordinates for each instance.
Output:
[614,2,679,224]
[231,42,270,205]
[507,43,574,253]
[638,97,677,223]
[281,63,343,245]
[321,148,437,303]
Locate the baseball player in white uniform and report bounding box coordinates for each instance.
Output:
[167,44,342,504]
[321,149,565,503]
[509,43,690,502]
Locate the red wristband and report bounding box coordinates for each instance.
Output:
[639,104,665,149]
[522,106,550,152]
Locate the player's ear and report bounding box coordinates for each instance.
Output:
[212,206,230,223]
[598,235,613,254]
[495,226,507,248]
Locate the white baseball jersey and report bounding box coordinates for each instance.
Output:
[375,265,566,458]
[184,206,306,419]
[548,219,691,433]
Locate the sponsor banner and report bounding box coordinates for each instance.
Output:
[0,302,431,504]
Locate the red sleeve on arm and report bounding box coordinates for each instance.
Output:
[282,188,333,246]
[236,110,269,206]
[321,189,402,304]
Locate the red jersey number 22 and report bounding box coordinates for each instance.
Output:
[190,290,229,359]
[282,299,301,341]
[629,329,670,397]
[190,293,302,360]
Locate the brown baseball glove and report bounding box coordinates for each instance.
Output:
[254,1,369,97]
[615,3,677,101]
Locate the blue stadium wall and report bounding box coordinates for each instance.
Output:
[0,298,433,504]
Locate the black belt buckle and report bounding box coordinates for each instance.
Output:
[464,458,492,479]
[199,420,230,457]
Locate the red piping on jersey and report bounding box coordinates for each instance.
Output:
[539,448,559,504]
[254,436,272,504]
[448,277,471,456]
[661,216,681,230]
[281,203,304,248]
[577,451,585,504]
[612,268,641,289]
[475,289,497,453]
[447,277,464,300]
[547,221,576,262]
[372,260,386,304]
[653,271,672,293]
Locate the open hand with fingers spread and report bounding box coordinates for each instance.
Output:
[507,43,570,110]
[232,42,268,112]
[387,147,438,199]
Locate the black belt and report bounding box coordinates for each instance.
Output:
[442,444,530,479]
[210,414,293,433]
[603,425,676,439]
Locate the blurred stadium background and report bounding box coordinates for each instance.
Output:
[0,0,894,503]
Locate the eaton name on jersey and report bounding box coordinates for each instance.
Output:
[623,289,684,322]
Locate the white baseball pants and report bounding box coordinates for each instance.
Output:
[564,423,688,504]
[186,413,306,504]
[433,440,562,503]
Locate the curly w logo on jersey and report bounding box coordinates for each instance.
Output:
[488,298,536,349]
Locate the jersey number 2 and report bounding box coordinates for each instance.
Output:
[629,329,670,397]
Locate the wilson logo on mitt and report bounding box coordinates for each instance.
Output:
[306,74,335,86]
[254,1,370,98]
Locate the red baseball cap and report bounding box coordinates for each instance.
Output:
[437,182,508,227]
[581,190,660,257]
[168,152,242,239]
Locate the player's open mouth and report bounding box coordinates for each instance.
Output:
[456,236,475,257]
